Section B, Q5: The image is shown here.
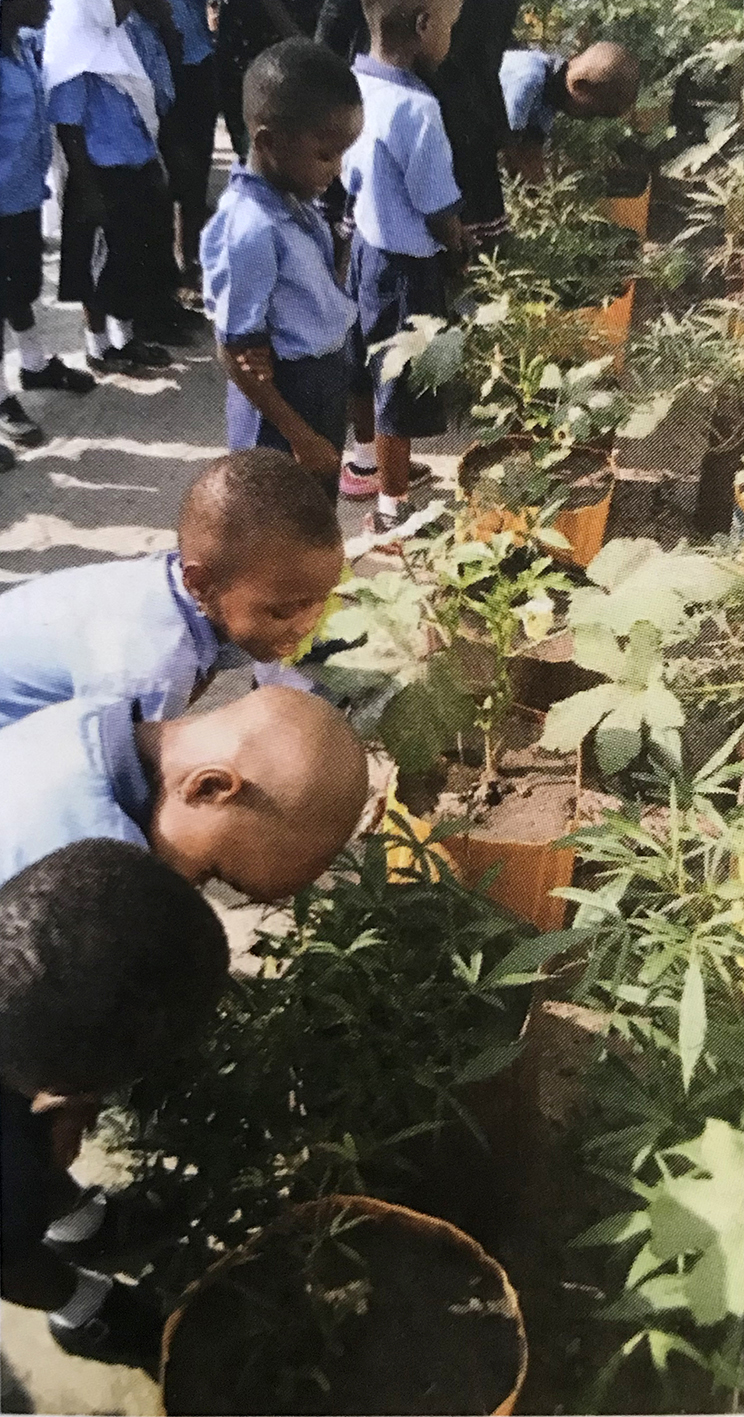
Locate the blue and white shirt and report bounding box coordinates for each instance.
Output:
[0,30,52,216]
[342,55,461,258]
[499,49,565,138]
[48,72,158,168]
[201,163,356,358]
[0,697,152,889]
[0,552,219,729]
[169,0,213,67]
[125,11,175,117]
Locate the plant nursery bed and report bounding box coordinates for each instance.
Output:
[162,1197,527,1417]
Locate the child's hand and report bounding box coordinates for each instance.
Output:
[291,430,341,478]
[32,1093,101,1170]
[235,346,274,383]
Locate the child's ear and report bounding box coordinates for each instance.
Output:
[182,765,243,807]
[181,560,212,610]
[252,126,275,161]
[414,7,431,37]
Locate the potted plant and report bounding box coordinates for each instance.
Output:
[550,114,654,238]
[160,1195,529,1417]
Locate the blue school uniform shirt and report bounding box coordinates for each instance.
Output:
[169,0,214,67]
[47,73,158,168]
[201,163,356,358]
[499,49,564,137]
[0,697,152,889]
[125,12,175,117]
[0,552,219,729]
[0,31,52,217]
[342,55,461,259]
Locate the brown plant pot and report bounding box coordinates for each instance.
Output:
[160,1195,528,1417]
[550,281,636,373]
[597,176,652,240]
[631,98,671,134]
[457,440,614,570]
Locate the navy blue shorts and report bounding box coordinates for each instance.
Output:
[226,341,351,502]
[348,233,448,440]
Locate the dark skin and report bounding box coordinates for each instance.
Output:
[223,103,363,480]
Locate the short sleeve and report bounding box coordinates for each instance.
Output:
[47,75,87,126]
[400,104,461,216]
[500,53,550,133]
[201,205,279,346]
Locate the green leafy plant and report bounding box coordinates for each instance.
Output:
[540,538,736,774]
[124,833,550,1297]
[679,155,744,277]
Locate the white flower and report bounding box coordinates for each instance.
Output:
[517,596,554,641]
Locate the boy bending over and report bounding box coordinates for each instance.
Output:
[0,839,229,1371]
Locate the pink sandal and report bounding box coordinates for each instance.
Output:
[340,462,380,499]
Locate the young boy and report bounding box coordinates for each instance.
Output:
[340,0,466,532]
[0,449,343,726]
[0,684,369,901]
[0,837,229,1371]
[499,41,640,184]
[201,37,363,501]
[0,0,96,454]
[43,0,177,376]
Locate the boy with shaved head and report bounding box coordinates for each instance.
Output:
[499,41,640,183]
[0,448,344,728]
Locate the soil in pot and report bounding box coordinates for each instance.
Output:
[605,166,650,200]
[162,1199,527,1417]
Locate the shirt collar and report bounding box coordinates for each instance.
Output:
[99,700,153,834]
[166,551,220,677]
[353,54,433,94]
[230,158,319,227]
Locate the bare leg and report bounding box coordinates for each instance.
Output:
[377,433,411,497]
[351,390,375,445]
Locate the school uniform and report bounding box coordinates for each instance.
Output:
[342,56,461,439]
[499,49,566,142]
[201,162,356,475]
[125,12,176,119]
[159,0,217,270]
[0,697,152,890]
[0,1083,59,1272]
[48,72,172,320]
[0,31,52,332]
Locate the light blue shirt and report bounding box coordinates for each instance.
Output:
[0,552,219,729]
[342,56,461,258]
[0,697,151,889]
[0,32,52,217]
[125,12,175,117]
[169,0,213,67]
[201,163,356,359]
[499,49,563,137]
[48,73,158,168]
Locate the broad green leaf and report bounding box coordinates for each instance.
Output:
[588,539,660,592]
[572,623,625,679]
[626,1242,664,1289]
[569,871,633,927]
[473,295,510,326]
[595,722,643,776]
[679,950,706,1092]
[622,621,663,688]
[571,1209,650,1248]
[538,361,562,390]
[540,683,625,753]
[564,354,614,390]
[482,929,591,987]
[410,326,466,392]
[454,1039,523,1085]
[616,394,675,440]
[647,1330,709,1373]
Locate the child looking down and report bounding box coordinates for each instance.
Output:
[0,450,343,727]
[201,38,363,502]
[340,0,466,533]
[499,42,640,184]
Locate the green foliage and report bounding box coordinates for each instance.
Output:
[125,835,534,1297]
[679,155,744,273]
[629,307,744,405]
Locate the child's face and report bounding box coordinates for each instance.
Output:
[255,105,364,200]
[414,0,463,74]
[194,537,345,662]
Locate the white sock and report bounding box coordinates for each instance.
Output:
[351,439,377,470]
[378,492,407,517]
[85,329,110,360]
[14,321,48,373]
[107,317,133,350]
[45,1189,107,1245]
[0,361,8,403]
[50,1268,112,1328]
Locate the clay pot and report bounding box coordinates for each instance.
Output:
[631,97,672,134]
[597,177,652,240]
[160,1195,528,1417]
[548,281,637,374]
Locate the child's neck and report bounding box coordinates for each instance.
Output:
[368,35,429,80]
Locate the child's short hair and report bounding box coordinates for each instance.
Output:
[362,0,429,39]
[178,448,343,585]
[242,37,362,134]
[0,840,229,1096]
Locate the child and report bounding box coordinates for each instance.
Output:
[0,449,343,726]
[499,42,640,184]
[0,838,229,1371]
[201,37,363,501]
[0,0,96,454]
[159,0,218,296]
[0,684,369,901]
[43,0,176,376]
[340,0,466,532]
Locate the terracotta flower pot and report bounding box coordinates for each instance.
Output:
[160,1195,528,1417]
[597,178,652,239]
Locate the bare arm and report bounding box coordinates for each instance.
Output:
[501,139,545,184]
[426,208,468,273]
[219,343,340,476]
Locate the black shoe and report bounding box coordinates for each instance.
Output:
[48,1279,163,1376]
[87,340,172,375]
[0,442,16,472]
[0,395,44,448]
[20,356,96,394]
[135,320,194,348]
[46,1187,171,1265]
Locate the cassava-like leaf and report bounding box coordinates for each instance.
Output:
[679,950,707,1093]
[540,683,626,753]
